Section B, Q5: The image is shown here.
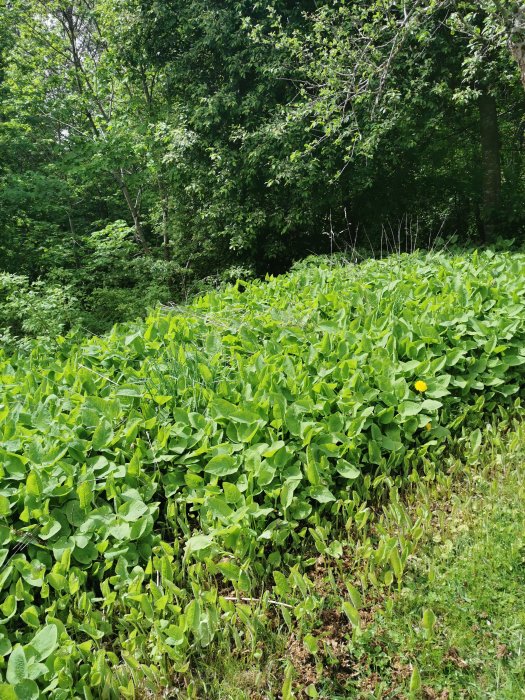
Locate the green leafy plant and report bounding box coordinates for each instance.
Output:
[0,250,524,696]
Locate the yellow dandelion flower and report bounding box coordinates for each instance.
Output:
[414,380,428,393]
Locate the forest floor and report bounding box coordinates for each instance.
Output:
[199,422,525,700]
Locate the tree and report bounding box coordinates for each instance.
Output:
[494,1,525,89]
[1,0,525,339]
[249,0,523,243]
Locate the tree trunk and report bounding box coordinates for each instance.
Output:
[511,37,525,90]
[479,90,501,240]
[58,6,150,255]
[113,171,150,253]
[157,179,171,261]
[161,199,171,261]
[508,5,525,90]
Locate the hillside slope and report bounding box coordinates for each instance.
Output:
[0,251,525,697]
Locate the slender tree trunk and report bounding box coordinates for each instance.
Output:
[161,200,170,261]
[508,5,525,90]
[113,171,150,253]
[156,178,171,261]
[59,5,151,255]
[150,152,172,261]
[511,37,525,90]
[479,90,501,240]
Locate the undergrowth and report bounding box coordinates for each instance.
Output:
[0,250,524,697]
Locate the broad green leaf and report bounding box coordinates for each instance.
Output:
[185,599,201,635]
[420,399,442,411]
[119,499,148,521]
[398,401,421,417]
[309,486,335,503]
[92,420,114,451]
[0,497,10,517]
[6,646,27,685]
[342,601,360,627]
[185,535,213,555]
[204,455,238,477]
[0,595,16,622]
[289,499,312,520]
[0,635,11,657]
[216,561,241,582]
[0,685,17,700]
[25,473,41,498]
[409,664,421,695]
[152,395,172,406]
[389,547,403,581]
[470,429,482,452]
[1,452,26,480]
[13,679,39,700]
[38,518,61,540]
[305,446,320,485]
[26,625,58,662]
[281,663,294,700]
[303,634,318,655]
[77,481,92,510]
[336,460,360,479]
[222,482,242,504]
[20,607,40,629]
[273,571,291,596]
[280,480,299,510]
[347,583,362,610]
[422,608,436,633]
[207,497,232,519]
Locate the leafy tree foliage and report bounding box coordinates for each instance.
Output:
[0,0,524,339]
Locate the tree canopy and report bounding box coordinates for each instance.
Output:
[1,0,524,336]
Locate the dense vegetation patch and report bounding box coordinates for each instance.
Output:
[2,1,525,328]
[0,251,524,697]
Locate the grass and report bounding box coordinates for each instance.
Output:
[360,425,525,699]
[188,421,525,699]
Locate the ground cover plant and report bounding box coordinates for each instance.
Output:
[0,250,525,697]
[196,415,525,699]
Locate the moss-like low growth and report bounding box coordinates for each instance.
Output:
[0,251,525,697]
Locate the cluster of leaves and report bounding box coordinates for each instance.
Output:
[0,252,524,696]
[0,274,79,353]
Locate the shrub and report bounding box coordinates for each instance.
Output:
[0,273,78,351]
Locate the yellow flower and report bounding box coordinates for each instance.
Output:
[425,422,431,431]
[414,380,428,393]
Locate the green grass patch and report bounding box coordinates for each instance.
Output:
[362,426,525,700]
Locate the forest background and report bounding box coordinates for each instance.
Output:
[1,0,525,343]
